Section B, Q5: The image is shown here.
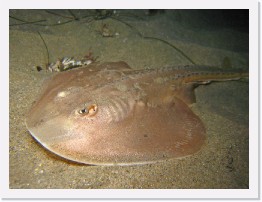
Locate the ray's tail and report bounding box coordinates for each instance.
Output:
[181,66,249,84]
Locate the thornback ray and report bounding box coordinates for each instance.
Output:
[26,61,248,165]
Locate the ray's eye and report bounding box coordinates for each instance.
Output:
[79,108,88,114]
[78,104,98,117]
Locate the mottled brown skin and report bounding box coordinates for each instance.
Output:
[26,62,248,165]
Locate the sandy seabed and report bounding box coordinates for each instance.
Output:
[9,10,248,189]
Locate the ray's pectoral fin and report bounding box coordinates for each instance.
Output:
[97,61,132,71]
[52,96,207,165]
[171,83,198,105]
[120,97,206,163]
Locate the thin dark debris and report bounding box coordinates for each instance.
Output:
[11,9,196,67]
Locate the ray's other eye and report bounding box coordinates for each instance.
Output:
[78,104,98,117]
